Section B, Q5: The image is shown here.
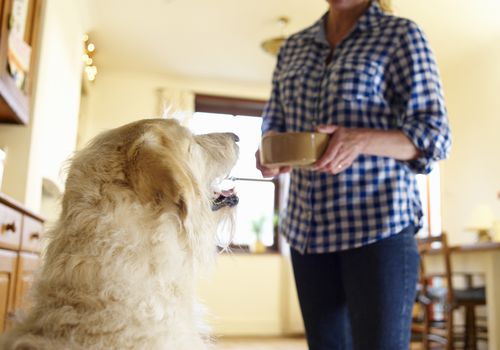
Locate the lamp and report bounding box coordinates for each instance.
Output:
[467,204,495,242]
[261,17,289,56]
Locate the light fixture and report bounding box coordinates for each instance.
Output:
[82,34,98,82]
[261,17,289,56]
[467,204,495,242]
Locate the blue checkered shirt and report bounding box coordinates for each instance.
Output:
[261,1,451,254]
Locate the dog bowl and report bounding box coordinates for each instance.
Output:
[260,132,330,167]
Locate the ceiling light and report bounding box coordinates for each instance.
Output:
[261,17,289,56]
[83,34,98,82]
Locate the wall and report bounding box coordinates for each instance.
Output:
[396,0,500,244]
[198,254,302,336]
[439,44,500,244]
[0,0,83,210]
[77,68,269,148]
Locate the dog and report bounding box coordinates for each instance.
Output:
[0,118,239,350]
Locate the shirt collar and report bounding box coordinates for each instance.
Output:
[309,0,385,47]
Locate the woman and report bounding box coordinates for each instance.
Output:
[256,0,451,349]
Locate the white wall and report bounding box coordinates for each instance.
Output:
[198,254,301,336]
[198,254,304,336]
[0,0,83,211]
[77,68,269,148]
[396,0,500,244]
[438,44,500,244]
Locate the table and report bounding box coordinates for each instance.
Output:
[424,242,500,350]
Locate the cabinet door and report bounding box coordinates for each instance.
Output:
[0,249,17,331]
[14,252,39,312]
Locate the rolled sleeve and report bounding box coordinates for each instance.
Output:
[261,47,286,135]
[389,21,452,174]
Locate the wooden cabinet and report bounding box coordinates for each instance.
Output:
[0,0,42,124]
[0,193,43,331]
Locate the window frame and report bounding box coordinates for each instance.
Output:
[194,94,281,253]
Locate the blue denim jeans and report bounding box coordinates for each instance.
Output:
[291,225,420,350]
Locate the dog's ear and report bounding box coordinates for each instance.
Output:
[126,130,199,219]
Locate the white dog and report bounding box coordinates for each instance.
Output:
[0,119,239,350]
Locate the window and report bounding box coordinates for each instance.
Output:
[416,166,442,238]
[188,95,278,252]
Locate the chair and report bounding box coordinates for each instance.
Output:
[416,232,487,350]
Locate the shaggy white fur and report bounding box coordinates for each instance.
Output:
[0,119,239,350]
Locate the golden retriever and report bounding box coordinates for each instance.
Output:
[0,118,239,350]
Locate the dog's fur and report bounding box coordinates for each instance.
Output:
[0,119,239,350]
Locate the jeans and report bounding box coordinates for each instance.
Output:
[291,225,420,350]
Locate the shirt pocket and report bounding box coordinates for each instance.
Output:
[331,59,382,101]
[277,64,306,106]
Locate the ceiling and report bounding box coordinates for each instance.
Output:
[79,0,500,85]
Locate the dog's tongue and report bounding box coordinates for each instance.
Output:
[221,188,234,197]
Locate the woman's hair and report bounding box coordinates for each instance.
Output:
[376,0,392,13]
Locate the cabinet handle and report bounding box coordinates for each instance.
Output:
[1,222,16,234]
[30,232,40,240]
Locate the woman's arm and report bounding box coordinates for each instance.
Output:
[316,20,451,175]
[314,125,420,174]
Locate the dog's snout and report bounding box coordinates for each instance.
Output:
[227,133,239,142]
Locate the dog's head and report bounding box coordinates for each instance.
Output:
[125,119,240,218]
[65,118,239,226]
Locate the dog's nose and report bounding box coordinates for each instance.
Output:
[227,133,239,142]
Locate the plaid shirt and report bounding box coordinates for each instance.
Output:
[261,1,451,253]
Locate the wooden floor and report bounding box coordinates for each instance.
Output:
[217,337,307,350]
[216,337,423,349]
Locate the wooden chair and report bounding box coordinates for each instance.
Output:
[416,232,487,350]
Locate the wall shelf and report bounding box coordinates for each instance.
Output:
[0,0,41,125]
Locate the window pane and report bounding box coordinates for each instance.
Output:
[217,179,275,247]
[189,112,264,179]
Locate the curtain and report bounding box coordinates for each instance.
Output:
[156,87,195,126]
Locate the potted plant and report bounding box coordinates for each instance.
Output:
[251,215,267,253]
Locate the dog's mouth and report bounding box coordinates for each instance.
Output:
[211,177,239,211]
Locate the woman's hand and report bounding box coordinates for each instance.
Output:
[255,148,291,178]
[313,124,368,174]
